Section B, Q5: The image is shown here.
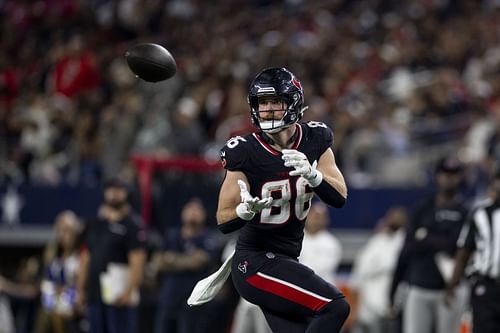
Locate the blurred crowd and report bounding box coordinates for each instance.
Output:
[0,0,499,190]
[2,1,500,332]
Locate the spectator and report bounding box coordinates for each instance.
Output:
[49,34,101,98]
[389,158,469,333]
[163,97,207,156]
[77,178,146,333]
[35,210,83,333]
[152,198,217,333]
[0,256,40,333]
[350,207,408,333]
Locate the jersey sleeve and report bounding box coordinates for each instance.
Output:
[320,125,334,155]
[304,121,334,155]
[220,136,249,171]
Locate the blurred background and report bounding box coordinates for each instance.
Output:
[0,0,499,332]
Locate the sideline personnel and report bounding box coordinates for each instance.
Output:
[77,178,146,333]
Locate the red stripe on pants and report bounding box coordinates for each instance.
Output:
[246,274,329,312]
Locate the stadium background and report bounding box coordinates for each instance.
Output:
[0,0,499,332]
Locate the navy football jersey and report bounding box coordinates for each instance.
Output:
[220,121,334,258]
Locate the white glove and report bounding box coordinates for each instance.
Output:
[236,180,273,220]
[282,149,323,187]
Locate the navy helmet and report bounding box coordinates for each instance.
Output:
[248,67,307,133]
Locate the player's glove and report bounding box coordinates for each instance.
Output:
[236,180,273,220]
[282,149,323,187]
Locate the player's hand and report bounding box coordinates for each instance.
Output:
[115,289,135,306]
[236,180,273,220]
[282,149,322,187]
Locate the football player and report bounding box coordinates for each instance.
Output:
[217,67,349,332]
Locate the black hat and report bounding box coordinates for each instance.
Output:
[435,157,463,174]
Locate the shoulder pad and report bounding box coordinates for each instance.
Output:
[304,121,333,153]
[220,136,249,170]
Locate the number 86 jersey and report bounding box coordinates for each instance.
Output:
[220,121,334,258]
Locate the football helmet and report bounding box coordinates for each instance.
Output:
[248,67,306,133]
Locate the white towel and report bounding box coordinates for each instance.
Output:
[187,250,234,306]
[100,263,139,305]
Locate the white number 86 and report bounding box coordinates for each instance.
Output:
[259,178,314,224]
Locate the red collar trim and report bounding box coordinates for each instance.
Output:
[253,132,279,156]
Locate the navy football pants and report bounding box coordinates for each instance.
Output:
[231,250,349,333]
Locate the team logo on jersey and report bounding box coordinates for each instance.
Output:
[238,260,249,274]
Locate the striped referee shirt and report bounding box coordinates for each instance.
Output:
[457,199,500,279]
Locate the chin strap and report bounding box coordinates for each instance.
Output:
[260,125,299,146]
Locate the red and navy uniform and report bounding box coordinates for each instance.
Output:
[220,122,347,332]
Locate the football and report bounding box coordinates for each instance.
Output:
[125,43,177,82]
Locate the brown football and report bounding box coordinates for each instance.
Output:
[125,43,177,82]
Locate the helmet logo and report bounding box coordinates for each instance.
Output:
[249,68,304,132]
[257,87,276,94]
[292,78,302,90]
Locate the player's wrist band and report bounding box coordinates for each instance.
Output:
[307,169,323,188]
[218,217,247,234]
[312,179,346,208]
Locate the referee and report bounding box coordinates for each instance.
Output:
[447,168,500,333]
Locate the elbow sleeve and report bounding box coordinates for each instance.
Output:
[217,218,247,234]
[312,180,346,208]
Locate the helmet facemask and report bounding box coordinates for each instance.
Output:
[248,67,306,133]
[252,96,293,133]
